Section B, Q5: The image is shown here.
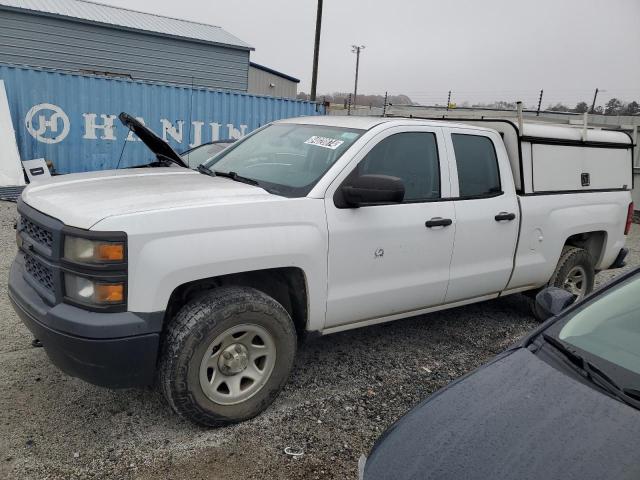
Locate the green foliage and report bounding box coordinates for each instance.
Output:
[625,101,640,115]
[574,102,589,113]
[548,103,571,112]
[605,98,624,115]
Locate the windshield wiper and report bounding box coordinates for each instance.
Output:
[542,333,584,367]
[197,164,215,177]
[542,333,640,410]
[213,170,259,186]
[584,359,640,409]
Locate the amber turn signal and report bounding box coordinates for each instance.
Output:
[97,243,125,261]
[95,283,125,303]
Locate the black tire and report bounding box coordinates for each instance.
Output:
[528,246,595,322]
[159,286,297,427]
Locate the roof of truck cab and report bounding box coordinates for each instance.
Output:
[275,116,492,131]
[279,116,633,145]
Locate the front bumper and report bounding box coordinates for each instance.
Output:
[8,256,160,388]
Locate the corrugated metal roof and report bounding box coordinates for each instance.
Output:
[0,0,253,50]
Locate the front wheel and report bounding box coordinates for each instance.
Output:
[159,286,297,426]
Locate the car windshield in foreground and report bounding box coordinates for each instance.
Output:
[202,123,364,197]
[545,272,640,404]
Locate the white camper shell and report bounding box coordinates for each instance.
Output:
[421,118,634,195]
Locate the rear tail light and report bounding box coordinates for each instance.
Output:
[625,202,634,235]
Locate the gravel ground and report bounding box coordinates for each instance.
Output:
[1,199,638,480]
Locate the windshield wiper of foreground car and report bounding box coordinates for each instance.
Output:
[541,333,640,410]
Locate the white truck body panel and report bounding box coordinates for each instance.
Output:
[442,127,520,303]
[18,116,634,335]
[530,144,631,192]
[94,196,330,331]
[507,191,629,290]
[323,125,456,328]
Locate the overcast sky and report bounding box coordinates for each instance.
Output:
[99,0,640,108]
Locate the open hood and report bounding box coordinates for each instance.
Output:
[118,112,188,168]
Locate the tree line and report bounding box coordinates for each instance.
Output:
[297,92,412,108]
[452,98,639,115]
[545,98,639,115]
[298,92,639,116]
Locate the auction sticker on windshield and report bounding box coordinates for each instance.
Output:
[305,136,344,150]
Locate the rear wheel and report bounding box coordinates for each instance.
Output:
[159,286,297,426]
[528,246,595,321]
[548,246,595,301]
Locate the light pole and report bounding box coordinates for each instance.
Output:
[351,45,365,111]
[310,0,323,101]
[590,88,599,114]
[590,88,607,114]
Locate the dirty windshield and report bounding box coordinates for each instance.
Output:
[203,123,364,197]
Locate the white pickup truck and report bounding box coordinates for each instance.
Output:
[8,115,634,426]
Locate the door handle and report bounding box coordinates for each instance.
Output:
[425,217,453,228]
[495,212,516,221]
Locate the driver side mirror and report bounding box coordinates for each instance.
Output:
[337,174,405,208]
[535,287,577,321]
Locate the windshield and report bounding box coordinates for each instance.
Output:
[556,274,640,377]
[202,123,364,197]
[181,142,233,169]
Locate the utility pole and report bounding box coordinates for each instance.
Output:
[536,89,543,116]
[351,45,365,111]
[310,0,323,101]
[590,88,599,114]
[382,91,388,117]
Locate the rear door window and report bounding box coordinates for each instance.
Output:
[451,134,501,198]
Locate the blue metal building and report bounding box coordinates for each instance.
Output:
[0,0,323,174]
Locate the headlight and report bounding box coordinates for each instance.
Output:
[64,236,125,263]
[64,273,125,305]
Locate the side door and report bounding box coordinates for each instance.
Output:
[443,128,520,303]
[323,126,456,329]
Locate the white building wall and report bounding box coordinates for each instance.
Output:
[248,66,297,99]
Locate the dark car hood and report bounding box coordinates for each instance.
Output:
[118,112,188,168]
[365,348,640,480]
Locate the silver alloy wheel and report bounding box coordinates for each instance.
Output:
[562,265,587,300]
[199,323,277,406]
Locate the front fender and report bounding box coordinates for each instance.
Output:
[92,198,329,332]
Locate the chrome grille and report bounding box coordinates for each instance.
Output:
[24,254,54,293]
[21,215,53,249]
